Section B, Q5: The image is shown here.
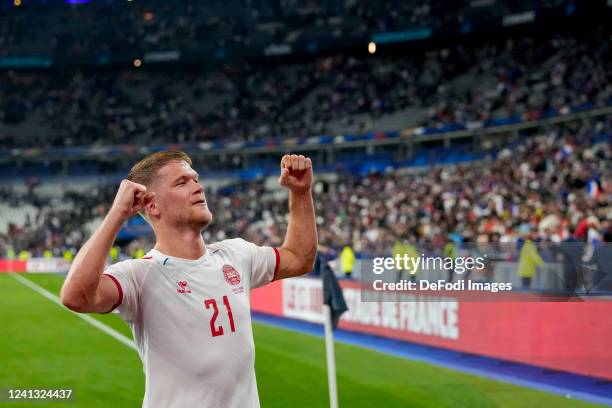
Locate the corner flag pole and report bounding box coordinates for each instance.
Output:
[323,304,339,408]
[321,260,348,408]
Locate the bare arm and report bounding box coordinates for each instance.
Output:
[60,180,154,313]
[275,154,318,279]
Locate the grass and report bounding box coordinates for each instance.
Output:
[0,273,605,408]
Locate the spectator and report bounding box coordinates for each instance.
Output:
[339,245,356,279]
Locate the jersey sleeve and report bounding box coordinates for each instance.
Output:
[102,260,139,321]
[239,239,280,289]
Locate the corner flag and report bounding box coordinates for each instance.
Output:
[322,263,348,329]
[321,262,348,408]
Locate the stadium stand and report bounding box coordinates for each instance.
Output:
[1,116,609,261]
[0,1,569,57]
[0,26,610,148]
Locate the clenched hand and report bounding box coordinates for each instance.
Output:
[278,154,313,194]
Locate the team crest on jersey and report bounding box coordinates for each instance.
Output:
[176,281,192,294]
[223,264,241,286]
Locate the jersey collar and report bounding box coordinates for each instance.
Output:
[146,248,210,265]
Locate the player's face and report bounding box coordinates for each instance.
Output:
[151,160,213,229]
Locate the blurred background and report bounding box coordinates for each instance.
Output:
[0,0,611,407]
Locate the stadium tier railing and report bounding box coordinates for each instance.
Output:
[0,104,610,162]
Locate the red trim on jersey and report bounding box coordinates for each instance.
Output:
[142,255,153,259]
[102,274,123,314]
[272,247,280,281]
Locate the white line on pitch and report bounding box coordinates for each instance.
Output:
[9,273,137,352]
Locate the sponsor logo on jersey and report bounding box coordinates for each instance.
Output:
[176,280,192,294]
[223,264,241,286]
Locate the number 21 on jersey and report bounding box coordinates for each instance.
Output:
[204,295,235,337]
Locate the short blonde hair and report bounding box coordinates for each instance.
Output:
[127,151,193,186]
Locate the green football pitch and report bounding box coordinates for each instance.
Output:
[0,273,605,408]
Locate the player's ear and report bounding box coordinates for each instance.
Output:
[146,200,160,218]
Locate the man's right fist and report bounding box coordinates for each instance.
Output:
[110,179,156,220]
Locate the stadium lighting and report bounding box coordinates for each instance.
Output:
[133,58,142,67]
[368,41,376,54]
[13,0,21,6]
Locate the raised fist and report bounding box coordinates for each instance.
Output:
[278,154,313,194]
[110,179,156,220]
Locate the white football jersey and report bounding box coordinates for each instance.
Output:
[103,238,279,408]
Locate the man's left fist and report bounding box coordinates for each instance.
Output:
[279,154,313,194]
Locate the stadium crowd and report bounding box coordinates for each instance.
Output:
[0,182,117,259]
[1,27,610,149]
[207,119,611,254]
[1,117,609,261]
